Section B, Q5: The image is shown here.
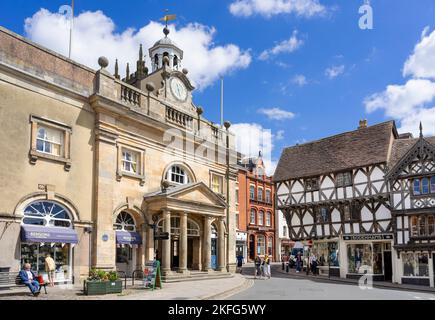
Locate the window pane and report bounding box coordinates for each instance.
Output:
[258,211,264,225]
[431,178,435,193]
[418,216,426,236]
[250,210,256,224]
[422,178,429,194]
[37,128,46,139]
[250,186,255,200]
[428,216,434,236]
[414,179,421,195]
[36,139,44,152]
[410,216,418,237]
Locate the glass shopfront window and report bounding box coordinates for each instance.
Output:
[347,243,383,274]
[402,252,429,277]
[21,243,71,282]
[312,242,340,267]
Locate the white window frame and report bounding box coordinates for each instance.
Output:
[250,209,256,225]
[257,187,263,202]
[250,185,255,200]
[116,143,145,185]
[211,173,224,194]
[168,165,189,185]
[122,149,139,174]
[265,189,271,203]
[258,210,264,226]
[266,211,271,226]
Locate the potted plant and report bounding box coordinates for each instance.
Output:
[85,269,123,295]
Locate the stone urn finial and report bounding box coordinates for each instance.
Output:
[98,56,109,70]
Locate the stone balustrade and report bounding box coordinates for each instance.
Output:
[166,106,194,130]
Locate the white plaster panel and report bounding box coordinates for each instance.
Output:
[291,214,300,226]
[337,188,344,199]
[323,188,333,199]
[332,224,340,234]
[293,226,300,235]
[362,222,372,231]
[404,231,409,244]
[306,193,312,203]
[372,181,384,193]
[353,223,360,233]
[294,193,303,203]
[331,209,341,222]
[404,217,409,229]
[404,197,411,209]
[397,233,403,245]
[375,205,391,220]
[292,181,304,193]
[354,170,367,184]
[356,184,366,195]
[306,226,312,235]
[316,226,322,237]
[379,220,389,231]
[361,207,372,221]
[278,195,288,205]
[324,225,330,236]
[344,224,351,234]
[397,217,402,229]
[370,167,384,181]
[345,187,353,198]
[313,191,319,202]
[393,194,402,207]
[277,183,289,195]
[303,213,313,225]
[321,176,334,188]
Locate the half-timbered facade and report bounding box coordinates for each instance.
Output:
[274,120,435,287]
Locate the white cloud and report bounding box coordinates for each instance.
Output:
[292,74,307,86]
[259,30,303,60]
[403,27,435,79]
[230,123,278,175]
[229,0,326,18]
[365,28,435,137]
[325,65,345,79]
[258,107,295,120]
[24,9,251,90]
[275,130,285,140]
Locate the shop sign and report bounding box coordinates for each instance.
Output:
[343,234,393,241]
[236,232,247,241]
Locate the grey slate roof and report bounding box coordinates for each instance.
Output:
[273,121,397,182]
[389,136,435,168]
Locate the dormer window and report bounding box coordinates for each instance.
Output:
[305,178,319,191]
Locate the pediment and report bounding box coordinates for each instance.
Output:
[168,182,227,208]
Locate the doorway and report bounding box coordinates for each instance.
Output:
[211,238,217,270]
[171,239,179,270]
[249,235,255,260]
[187,238,194,269]
[116,245,134,276]
[383,251,392,281]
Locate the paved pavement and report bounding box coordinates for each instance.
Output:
[0,274,251,300]
[228,264,435,300]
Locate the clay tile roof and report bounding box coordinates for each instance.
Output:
[389,136,435,168]
[273,121,397,182]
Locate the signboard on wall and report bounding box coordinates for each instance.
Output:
[343,234,393,241]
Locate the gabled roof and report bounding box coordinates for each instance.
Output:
[386,136,435,181]
[273,121,397,182]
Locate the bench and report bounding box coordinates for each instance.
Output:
[0,272,48,294]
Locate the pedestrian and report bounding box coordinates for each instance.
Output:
[286,255,290,273]
[236,254,244,274]
[295,252,302,273]
[264,255,271,279]
[254,255,262,279]
[310,253,318,275]
[281,255,285,271]
[45,253,56,287]
[19,263,40,296]
[305,255,310,275]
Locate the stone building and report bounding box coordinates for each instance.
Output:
[237,153,275,262]
[274,120,435,287]
[0,25,238,284]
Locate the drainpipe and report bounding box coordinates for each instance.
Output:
[224,121,231,271]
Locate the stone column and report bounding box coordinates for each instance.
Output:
[162,209,171,274]
[218,217,226,272]
[179,212,188,273]
[202,216,212,272]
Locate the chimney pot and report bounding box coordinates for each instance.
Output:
[358,119,368,129]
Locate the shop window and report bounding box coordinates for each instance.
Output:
[116,246,132,263]
[347,244,382,274]
[336,172,352,187]
[258,211,264,226]
[250,186,255,200]
[402,252,429,277]
[250,209,256,225]
[113,212,136,232]
[422,178,430,194]
[312,242,340,267]
[257,235,265,256]
[317,207,330,223]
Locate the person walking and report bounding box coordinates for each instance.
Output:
[264,255,271,279]
[310,253,318,275]
[236,254,244,274]
[254,255,262,279]
[45,253,56,287]
[295,252,302,273]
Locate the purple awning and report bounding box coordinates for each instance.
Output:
[116,231,142,245]
[21,225,78,244]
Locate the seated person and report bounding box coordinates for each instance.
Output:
[19,263,40,296]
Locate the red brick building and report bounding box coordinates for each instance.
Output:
[237,153,275,262]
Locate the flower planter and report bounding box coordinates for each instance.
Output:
[85,281,107,295]
[105,280,123,294]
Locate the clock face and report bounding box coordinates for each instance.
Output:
[170,78,188,101]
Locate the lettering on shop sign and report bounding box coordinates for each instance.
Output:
[343,234,393,241]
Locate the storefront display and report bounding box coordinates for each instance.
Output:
[21,243,71,282]
[312,242,339,267]
[402,252,429,277]
[347,243,383,274]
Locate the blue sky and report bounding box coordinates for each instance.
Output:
[1,0,434,173]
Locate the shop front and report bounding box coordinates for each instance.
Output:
[19,200,79,284]
[343,234,394,281]
[280,239,294,261]
[236,232,247,263]
[311,240,340,277]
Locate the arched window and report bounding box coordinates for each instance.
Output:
[163,52,169,66]
[113,212,136,232]
[22,201,72,228]
[173,55,178,68]
[422,178,429,194]
[266,212,271,226]
[250,209,256,225]
[211,224,218,239]
[154,54,159,66]
[257,235,265,255]
[187,219,200,237]
[250,186,255,200]
[166,165,190,185]
[258,210,264,226]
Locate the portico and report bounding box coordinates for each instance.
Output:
[143,182,228,276]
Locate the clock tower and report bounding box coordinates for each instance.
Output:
[149,26,183,72]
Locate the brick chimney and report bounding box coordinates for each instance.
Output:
[358,119,368,129]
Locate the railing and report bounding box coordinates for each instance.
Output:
[132,269,144,286]
[120,84,141,107]
[116,271,128,289]
[166,106,193,130]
